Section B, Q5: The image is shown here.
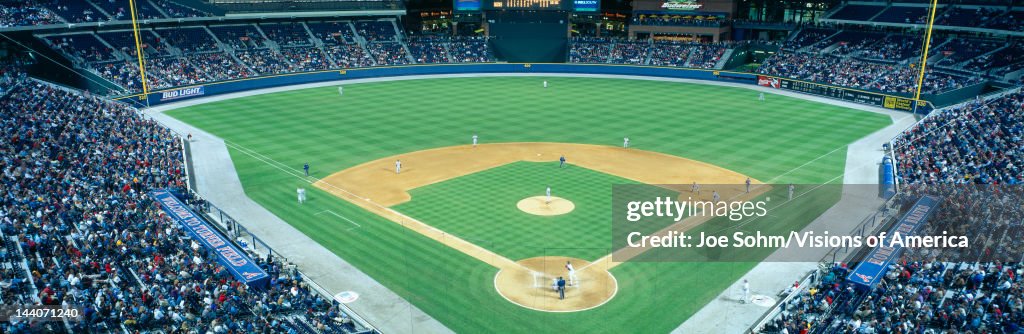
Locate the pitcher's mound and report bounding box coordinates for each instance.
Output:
[494,256,617,312]
[517,196,574,216]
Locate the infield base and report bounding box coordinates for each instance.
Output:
[494,256,617,312]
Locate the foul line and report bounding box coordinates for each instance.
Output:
[315,210,362,230]
[222,139,533,273]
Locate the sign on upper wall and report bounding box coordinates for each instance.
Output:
[455,0,482,11]
[573,0,600,12]
[661,0,702,10]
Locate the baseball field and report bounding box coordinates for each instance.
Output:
[166,76,892,332]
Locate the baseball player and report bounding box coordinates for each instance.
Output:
[552,277,558,292]
[395,160,402,174]
[472,134,478,147]
[559,155,566,168]
[543,80,548,88]
[297,187,306,204]
[545,186,552,205]
[712,190,720,203]
[741,279,750,304]
[691,182,700,195]
[623,136,630,149]
[758,92,765,101]
[566,261,578,286]
[788,184,795,200]
[338,86,344,96]
[303,162,310,177]
[746,177,751,193]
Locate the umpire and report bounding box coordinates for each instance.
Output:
[557,277,566,300]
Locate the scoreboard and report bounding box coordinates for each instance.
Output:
[454,0,598,11]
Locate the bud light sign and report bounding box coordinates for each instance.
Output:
[160,86,205,101]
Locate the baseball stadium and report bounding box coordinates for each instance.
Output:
[0,0,1022,333]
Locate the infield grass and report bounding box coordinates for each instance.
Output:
[167,76,892,333]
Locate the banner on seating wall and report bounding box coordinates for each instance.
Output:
[149,189,270,288]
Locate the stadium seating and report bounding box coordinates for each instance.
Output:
[893,91,1023,185]
[569,37,611,64]
[782,28,836,51]
[90,0,164,20]
[0,71,368,334]
[446,37,490,63]
[365,42,410,66]
[985,10,1023,31]
[406,37,451,64]
[0,1,60,27]
[610,40,649,65]
[646,41,691,67]
[828,5,886,21]
[934,38,1004,68]
[354,21,397,42]
[871,6,928,24]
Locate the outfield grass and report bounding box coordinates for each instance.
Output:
[167,76,892,333]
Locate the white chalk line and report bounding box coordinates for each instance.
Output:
[315,210,362,230]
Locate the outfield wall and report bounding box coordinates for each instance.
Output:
[115,63,921,112]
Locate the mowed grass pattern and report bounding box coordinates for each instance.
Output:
[395,161,638,261]
[168,76,892,333]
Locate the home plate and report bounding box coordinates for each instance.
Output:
[334,291,359,304]
[750,294,776,307]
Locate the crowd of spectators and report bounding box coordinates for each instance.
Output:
[235,49,292,75]
[569,37,611,63]
[280,46,333,72]
[646,41,691,67]
[758,51,982,95]
[893,90,1022,185]
[569,37,731,68]
[146,56,209,88]
[446,37,490,63]
[610,41,649,65]
[0,1,60,28]
[782,28,834,51]
[406,37,450,64]
[856,34,921,62]
[0,0,214,27]
[0,70,365,333]
[365,42,410,66]
[323,44,375,68]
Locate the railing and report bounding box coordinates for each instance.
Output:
[747,196,900,334]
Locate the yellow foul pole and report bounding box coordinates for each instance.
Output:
[128,0,150,99]
[914,0,940,101]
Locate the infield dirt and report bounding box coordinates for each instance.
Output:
[313,143,760,311]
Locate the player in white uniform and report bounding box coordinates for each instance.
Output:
[788,184,795,200]
[623,137,630,149]
[691,182,700,195]
[395,160,402,174]
[712,190,720,203]
[566,261,578,286]
[545,186,552,204]
[472,134,478,147]
[543,80,548,88]
[297,187,306,204]
[758,92,764,101]
[741,279,750,303]
[338,86,343,96]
